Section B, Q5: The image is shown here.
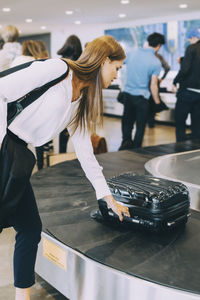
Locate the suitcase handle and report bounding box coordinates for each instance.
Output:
[167,213,191,227]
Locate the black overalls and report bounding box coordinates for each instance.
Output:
[0,130,42,288]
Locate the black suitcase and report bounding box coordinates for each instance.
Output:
[96,173,190,232]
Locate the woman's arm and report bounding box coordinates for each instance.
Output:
[68,123,130,221]
[103,194,130,221]
[68,123,110,199]
[156,53,170,81]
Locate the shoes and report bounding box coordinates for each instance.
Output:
[118,139,134,151]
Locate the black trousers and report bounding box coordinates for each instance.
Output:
[0,130,42,288]
[175,89,200,142]
[59,128,69,153]
[122,93,149,148]
[35,146,44,170]
[147,95,156,128]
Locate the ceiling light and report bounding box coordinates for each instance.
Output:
[40,26,46,30]
[119,13,126,18]
[26,18,33,23]
[179,4,188,9]
[121,0,130,4]
[65,10,74,15]
[74,20,81,25]
[2,7,11,12]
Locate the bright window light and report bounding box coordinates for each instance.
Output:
[74,20,81,25]
[2,8,11,12]
[119,13,126,18]
[121,0,130,4]
[179,4,188,9]
[65,10,74,15]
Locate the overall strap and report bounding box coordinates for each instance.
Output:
[0,58,46,78]
[7,59,69,126]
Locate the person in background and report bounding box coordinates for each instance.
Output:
[156,52,170,83]
[0,39,4,50]
[0,35,130,300]
[173,28,200,142]
[119,32,165,150]
[35,40,50,169]
[57,34,82,60]
[36,40,49,58]
[0,25,21,71]
[11,40,41,67]
[148,51,170,128]
[10,39,49,170]
[35,40,51,169]
[57,35,83,153]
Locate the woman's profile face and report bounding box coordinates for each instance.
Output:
[101,58,124,88]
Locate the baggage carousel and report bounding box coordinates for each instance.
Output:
[32,140,200,300]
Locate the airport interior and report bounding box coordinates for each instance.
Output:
[0,0,200,299]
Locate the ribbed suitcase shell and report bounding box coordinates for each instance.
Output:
[98,173,190,232]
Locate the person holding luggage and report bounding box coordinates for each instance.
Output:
[148,52,170,128]
[0,35,130,300]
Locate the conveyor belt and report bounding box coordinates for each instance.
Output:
[32,140,200,300]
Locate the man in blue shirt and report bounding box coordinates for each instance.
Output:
[119,32,165,150]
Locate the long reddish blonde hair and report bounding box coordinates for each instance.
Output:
[64,35,125,133]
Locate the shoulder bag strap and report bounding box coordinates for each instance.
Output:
[7,59,69,126]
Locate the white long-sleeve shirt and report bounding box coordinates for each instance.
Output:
[0,58,111,200]
[10,55,35,68]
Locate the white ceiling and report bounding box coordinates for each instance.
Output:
[0,0,200,35]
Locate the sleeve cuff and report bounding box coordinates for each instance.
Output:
[93,178,111,200]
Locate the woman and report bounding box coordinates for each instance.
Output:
[57,34,82,60]
[0,25,21,71]
[57,35,83,153]
[36,40,49,58]
[10,40,41,67]
[0,35,129,300]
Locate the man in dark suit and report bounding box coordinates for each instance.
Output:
[173,28,200,142]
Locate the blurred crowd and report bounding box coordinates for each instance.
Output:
[1,24,200,166]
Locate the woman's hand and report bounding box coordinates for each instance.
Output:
[103,194,130,222]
